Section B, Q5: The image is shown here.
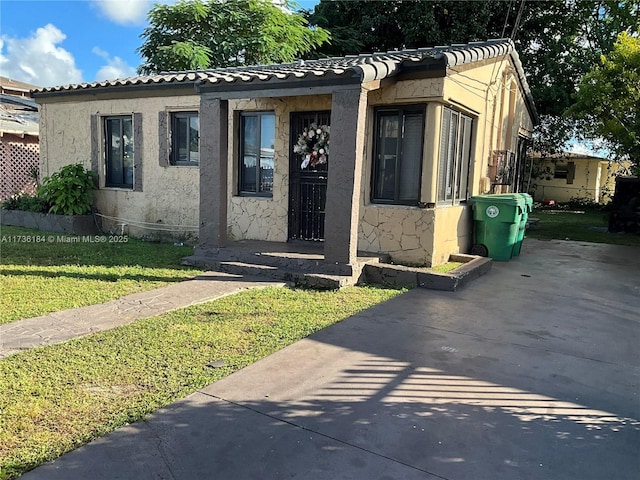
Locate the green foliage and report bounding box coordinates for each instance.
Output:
[306,0,639,153]
[137,0,330,74]
[307,0,506,59]
[38,164,97,216]
[527,208,640,246]
[568,30,640,168]
[1,193,49,213]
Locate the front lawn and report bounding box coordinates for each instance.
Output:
[0,226,202,324]
[0,285,403,479]
[526,207,640,247]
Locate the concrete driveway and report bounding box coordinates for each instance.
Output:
[23,239,640,479]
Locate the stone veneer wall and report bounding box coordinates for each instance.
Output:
[227,96,332,242]
[358,205,435,265]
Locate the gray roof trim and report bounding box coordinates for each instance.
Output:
[196,72,361,96]
[31,38,537,122]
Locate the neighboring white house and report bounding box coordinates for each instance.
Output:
[527,152,631,204]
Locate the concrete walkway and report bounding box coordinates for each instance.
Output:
[15,238,640,480]
[0,271,285,358]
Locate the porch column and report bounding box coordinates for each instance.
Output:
[324,86,367,266]
[198,95,229,250]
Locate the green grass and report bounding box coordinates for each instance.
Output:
[426,261,464,273]
[0,226,202,324]
[526,208,640,247]
[0,285,403,479]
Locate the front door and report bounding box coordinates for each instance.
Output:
[289,111,331,241]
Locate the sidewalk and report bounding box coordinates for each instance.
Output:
[0,271,285,359]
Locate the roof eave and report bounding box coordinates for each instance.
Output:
[195,72,363,97]
[32,81,199,101]
[437,39,539,126]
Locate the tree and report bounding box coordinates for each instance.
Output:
[568,30,640,172]
[137,0,329,74]
[305,1,639,153]
[305,1,506,60]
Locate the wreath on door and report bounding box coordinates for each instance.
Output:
[294,123,330,169]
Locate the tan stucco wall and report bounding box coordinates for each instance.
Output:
[432,205,472,265]
[39,94,200,239]
[359,57,534,265]
[443,60,534,196]
[531,158,630,204]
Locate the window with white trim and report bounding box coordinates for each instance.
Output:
[438,107,473,204]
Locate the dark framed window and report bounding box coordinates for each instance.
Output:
[554,164,568,179]
[372,105,425,205]
[554,162,576,184]
[105,115,134,189]
[437,107,473,204]
[170,112,199,166]
[239,111,275,196]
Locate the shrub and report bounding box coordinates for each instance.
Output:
[39,164,97,215]
[1,192,49,213]
[565,196,603,211]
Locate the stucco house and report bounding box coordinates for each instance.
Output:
[527,152,630,204]
[33,38,537,270]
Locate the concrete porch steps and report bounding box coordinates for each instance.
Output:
[183,256,357,289]
[182,240,492,291]
[182,240,392,289]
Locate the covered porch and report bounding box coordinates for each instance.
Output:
[194,82,371,273]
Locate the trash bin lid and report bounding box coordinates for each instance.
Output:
[470,194,524,207]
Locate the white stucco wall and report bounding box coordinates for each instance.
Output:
[530,157,630,204]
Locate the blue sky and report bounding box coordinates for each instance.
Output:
[0,0,319,88]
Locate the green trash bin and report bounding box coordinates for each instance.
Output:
[470,194,525,261]
[513,193,533,256]
[487,193,533,256]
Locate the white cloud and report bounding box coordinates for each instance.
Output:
[92,47,137,80]
[92,0,152,25]
[0,24,82,87]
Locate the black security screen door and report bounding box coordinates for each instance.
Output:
[289,111,331,241]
